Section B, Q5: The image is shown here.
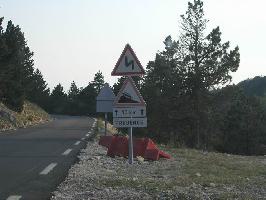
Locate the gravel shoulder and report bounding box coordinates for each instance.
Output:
[51,121,266,200]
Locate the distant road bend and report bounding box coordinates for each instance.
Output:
[0,115,96,200]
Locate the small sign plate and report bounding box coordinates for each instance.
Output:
[113,117,147,128]
[113,107,146,118]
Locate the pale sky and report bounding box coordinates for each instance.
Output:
[1,0,266,90]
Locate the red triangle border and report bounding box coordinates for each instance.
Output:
[114,77,146,107]
[111,44,145,76]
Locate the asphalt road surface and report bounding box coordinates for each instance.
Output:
[0,116,96,200]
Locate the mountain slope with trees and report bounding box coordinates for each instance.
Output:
[1,1,265,155]
[238,76,266,97]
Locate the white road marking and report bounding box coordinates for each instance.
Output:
[40,163,57,175]
[88,131,91,133]
[62,149,72,156]
[6,196,22,200]
[74,141,80,145]
[81,137,85,140]
[86,134,90,137]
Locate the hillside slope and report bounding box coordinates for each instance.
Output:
[0,101,50,131]
[238,76,266,97]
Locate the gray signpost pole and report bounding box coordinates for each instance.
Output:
[128,126,134,164]
[104,113,107,135]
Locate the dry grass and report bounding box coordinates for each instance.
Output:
[0,101,50,131]
[98,145,266,199]
[94,120,266,198]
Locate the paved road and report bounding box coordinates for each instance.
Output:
[0,116,96,200]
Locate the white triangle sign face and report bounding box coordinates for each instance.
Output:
[114,77,145,107]
[111,44,145,76]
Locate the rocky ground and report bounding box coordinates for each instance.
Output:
[0,101,50,131]
[52,122,266,200]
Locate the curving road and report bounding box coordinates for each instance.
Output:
[0,116,96,200]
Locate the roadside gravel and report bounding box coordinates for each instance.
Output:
[51,141,162,200]
[51,133,266,200]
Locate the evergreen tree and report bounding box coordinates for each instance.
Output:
[49,84,67,114]
[221,93,266,155]
[0,19,35,112]
[68,81,79,101]
[27,69,50,111]
[238,76,266,97]
[1,20,28,111]
[178,0,240,147]
[0,17,7,99]
[76,83,97,115]
[91,71,104,94]
[143,0,240,148]
[67,81,80,115]
[142,37,190,144]
[113,76,127,95]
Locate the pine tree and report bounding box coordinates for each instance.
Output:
[178,0,240,147]
[66,81,80,115]
[143,0,240,148]
[0,17,7,99]
[1,20,28,111]
[49,84,67,114]
[91,71,104,94]
[76,83,97,115]
[68,81,79,101]
[0,19,35,112]
[27,69,50,110]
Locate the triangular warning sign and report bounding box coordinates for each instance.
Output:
[111,44,145,76]
[114,77,146,107]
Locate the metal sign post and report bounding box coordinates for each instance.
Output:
[111,44,147,164]
[104,113,107,135]
[128,126,134,164]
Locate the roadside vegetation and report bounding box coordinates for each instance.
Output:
[0,101,50,131]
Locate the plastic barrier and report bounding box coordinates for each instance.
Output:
[99,135,171,160]
[107,136,128,157]
[98,135,113,148]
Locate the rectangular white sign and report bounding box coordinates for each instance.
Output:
[113,107,146,118]
[113,117,147,128]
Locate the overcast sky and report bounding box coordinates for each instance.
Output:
[1,0,265,90]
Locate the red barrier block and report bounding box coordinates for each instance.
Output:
[133,138,147,157]
[159,150,171,159]
[145,138,157,150]
[99,136,171,161]
[107,136,128,158]
[144,149,160,160]
[143,138,171,160]
[99,136,114,148]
